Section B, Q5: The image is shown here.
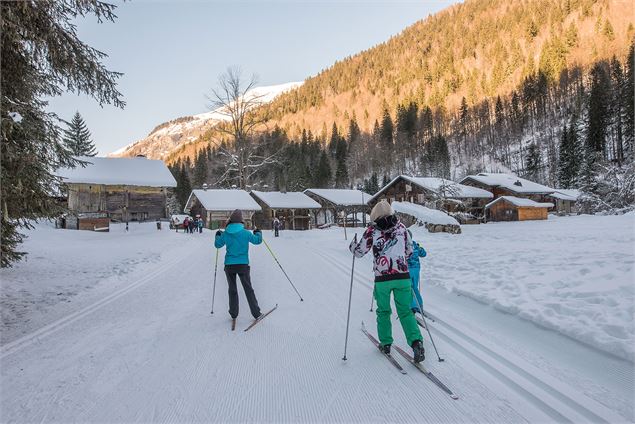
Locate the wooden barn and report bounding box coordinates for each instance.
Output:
[303,188,371,227]
[250,191,321,230]
[460,173,554,203]
[368,175,493,220]
[185,189,261,229]
[485,196,554,222]
[58,156,177,230]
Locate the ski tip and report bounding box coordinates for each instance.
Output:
[451,394,459,400]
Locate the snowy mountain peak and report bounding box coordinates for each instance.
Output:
[109,81,303,160]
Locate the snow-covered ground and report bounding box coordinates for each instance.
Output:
[411,213,635,362]
[1,216,633,422]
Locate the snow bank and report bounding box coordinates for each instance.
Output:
[392,201,459,226]
[410,214,635,361]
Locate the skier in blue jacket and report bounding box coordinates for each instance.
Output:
[407,230,427,315]
[214,209,263,320]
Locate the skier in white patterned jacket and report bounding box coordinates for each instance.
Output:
[350,200,425,362]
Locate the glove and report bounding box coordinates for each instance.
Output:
[215,230,222,237]
[253,227,261,234]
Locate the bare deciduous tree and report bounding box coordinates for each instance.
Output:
[206,67,280,189]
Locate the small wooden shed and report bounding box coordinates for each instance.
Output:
[547,189,581,215]
[185,189,261,229]
[303,188,371,227]
[485,196,554,222]
[250,191,321,230]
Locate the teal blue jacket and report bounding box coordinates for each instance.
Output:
[214,223,262,265]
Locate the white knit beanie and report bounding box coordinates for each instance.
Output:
[370,200,394,222]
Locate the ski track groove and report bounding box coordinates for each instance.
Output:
[0,238,203,360]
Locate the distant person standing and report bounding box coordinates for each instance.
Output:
[273,217,280,237]
[214,209,263,321]
[183,217,189,233]
[188,218,195,234]
[198,218,204,233]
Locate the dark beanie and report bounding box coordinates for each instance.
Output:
[229,209,243,223]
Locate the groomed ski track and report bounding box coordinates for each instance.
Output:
[1,229,632,423]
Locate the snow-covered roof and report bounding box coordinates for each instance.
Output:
[460,173,554,194]
[392,201,460,226]
[250,191,321,209]
[485,196,554,209]
[58,156,177,187]
[304,189,371,206]
[370,175,492,203]
[549,189,581,201]
[186,189,261,212]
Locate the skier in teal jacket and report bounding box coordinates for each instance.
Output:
[214,209,263,320]
[407,229,427,314]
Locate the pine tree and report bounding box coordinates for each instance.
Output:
[380,108,394,156]
[369,172,380,194]
[525,143,542,181]
[177,163,192,209]
[586,62,611,157]
[1,1,124,266]
[63,112,97,156]
[557,123,581,188]
[315,150,332,188]
[193,149,208,187]
[625,39,634,159]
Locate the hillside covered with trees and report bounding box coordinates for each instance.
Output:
[168,0,634,214]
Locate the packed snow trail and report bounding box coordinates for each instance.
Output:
[1,225,632,422]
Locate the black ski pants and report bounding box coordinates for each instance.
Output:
[225,264,261,319]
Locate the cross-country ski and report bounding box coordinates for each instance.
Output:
[243,304,278,332]
[392,344,459,400]
[361,321,407,374]
[2,1,634,422]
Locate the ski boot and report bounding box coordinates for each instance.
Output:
[379,344,391,355]
[412,339,425,363]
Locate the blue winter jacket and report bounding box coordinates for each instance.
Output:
[214,223,262,265]
[407,241,427,270]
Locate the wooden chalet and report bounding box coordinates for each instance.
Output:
[485,196,554,222]
[460,173,554,204]
[368,175,493,220]
[303,189,371,227]
[185,189,261,229]
[58,156,177,231]
[250,191,321,230]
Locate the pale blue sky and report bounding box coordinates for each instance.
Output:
[49,0,459,155]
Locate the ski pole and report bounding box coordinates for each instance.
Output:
[412,286,444,362]
[210,248,219,314]
[369,290,374,312]
[342,233,357,360]
[262,238,304,301]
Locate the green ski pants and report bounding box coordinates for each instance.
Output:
[374,278,423,347]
